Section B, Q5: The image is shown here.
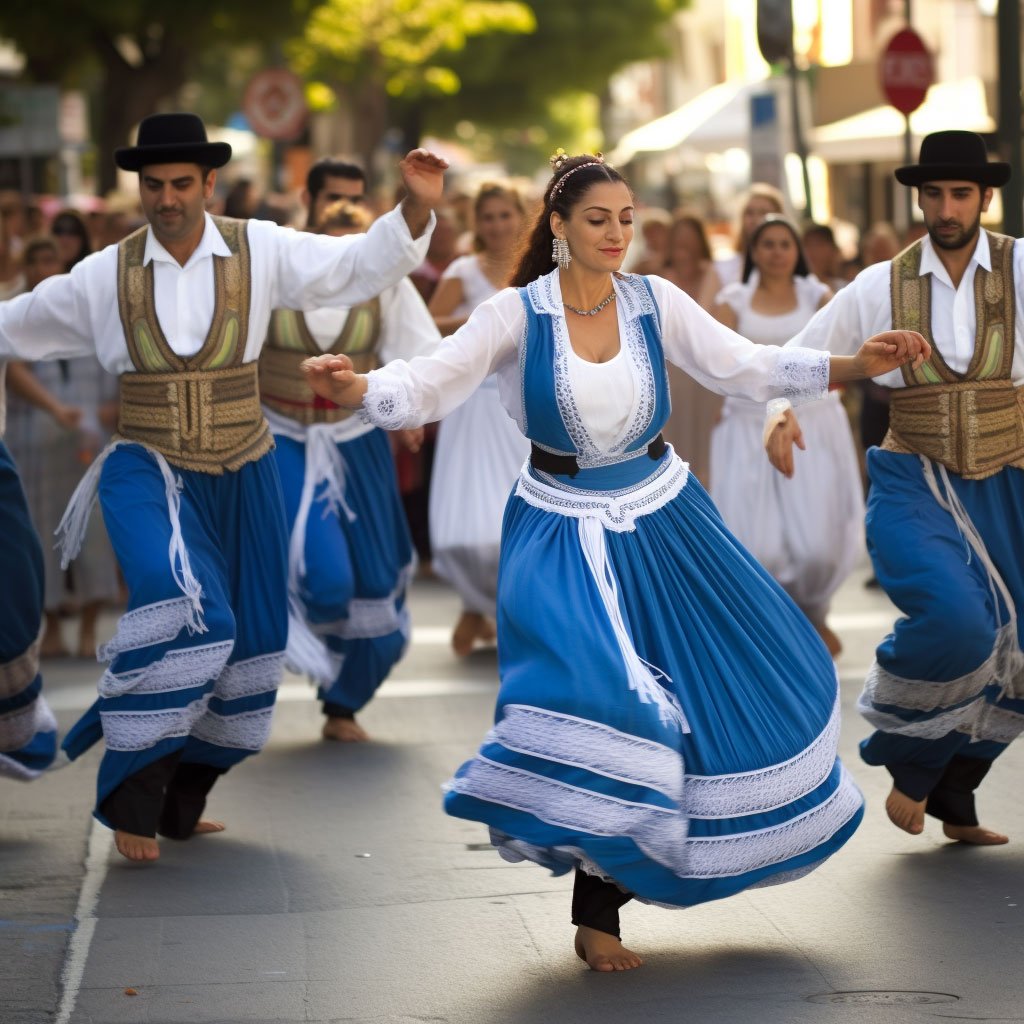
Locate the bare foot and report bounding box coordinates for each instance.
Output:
[885,786,926,835]
[193,819,226,836]
[39,617,69,659]
[814,621,842,658]
[114,830,160,862]
[322,717,370,742]
[452,611,487,657]
[574,926,644,972]
[943,822,1009,845]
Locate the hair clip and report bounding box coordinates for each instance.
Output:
[549,148,569,172]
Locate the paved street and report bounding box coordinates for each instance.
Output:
[3,562,1023,1024]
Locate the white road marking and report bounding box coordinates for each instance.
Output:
[55,819,112,1024]
[827,610,898,631]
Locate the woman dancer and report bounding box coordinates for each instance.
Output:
[302,154,927,972]
[657,212,723,488]
[710,216,864,656]
[428,183,530,655]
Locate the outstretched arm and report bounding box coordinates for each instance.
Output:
[398,148,448,239]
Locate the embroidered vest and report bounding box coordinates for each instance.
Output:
[259,300,381,425]
[882,231,1024,479]
[115,216,272,473]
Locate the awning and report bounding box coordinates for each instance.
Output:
[609,79,771,165]
[812,77,994,163]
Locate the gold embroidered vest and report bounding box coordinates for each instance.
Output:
[882,231,1024,480]
[115,216,273,474]
[258,299,381,426]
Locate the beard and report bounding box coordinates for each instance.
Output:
[927,209,982,251]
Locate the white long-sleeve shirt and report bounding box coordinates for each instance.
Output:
[784,231,1024,387]
[359,270,830,441]
[0,207,433,374]
[302,276,441,363]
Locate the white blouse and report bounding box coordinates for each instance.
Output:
[0,207,432,375]
[360,269,830,450]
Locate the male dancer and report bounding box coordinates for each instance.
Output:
[0,112,444,861]
[767,130,1024,844]
[260,196,441,742]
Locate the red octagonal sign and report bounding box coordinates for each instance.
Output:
[880,29,934,115]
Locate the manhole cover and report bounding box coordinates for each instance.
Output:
[806,991,959,1006]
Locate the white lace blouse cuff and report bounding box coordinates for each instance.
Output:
[770,348,830,406]
[360,372,413,430]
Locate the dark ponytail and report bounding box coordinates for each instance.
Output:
[509,154,629,288]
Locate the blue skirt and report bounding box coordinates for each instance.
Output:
[444,457,863,907]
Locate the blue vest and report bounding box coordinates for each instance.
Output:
[517,271,671,490]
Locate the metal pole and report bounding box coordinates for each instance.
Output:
[903,0,914,231]
[997,0,1023,236]
[788,58,814,221]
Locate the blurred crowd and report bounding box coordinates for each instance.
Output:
[0,168,926,660]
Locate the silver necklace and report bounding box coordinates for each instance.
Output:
[563,292,616,316]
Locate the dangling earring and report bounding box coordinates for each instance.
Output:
[552,236,571,270]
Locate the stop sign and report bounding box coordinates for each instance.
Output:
[880,29,934,115]
[243,68,308,141]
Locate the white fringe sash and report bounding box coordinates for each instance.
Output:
[55,440,206,635]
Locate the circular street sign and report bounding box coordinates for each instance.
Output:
[880,29,934,115]
[243,68,308,141]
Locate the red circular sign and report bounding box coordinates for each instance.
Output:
[243,68,308,141]
[880,29,934,115]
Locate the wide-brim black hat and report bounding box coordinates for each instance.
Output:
[895,129,1010,187]
[115,112,232,172]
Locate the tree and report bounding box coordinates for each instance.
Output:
[289,0,536,170]
[0,0,318,193]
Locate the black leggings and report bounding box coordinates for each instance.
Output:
[100,751,224,839]
[571,869,633,939]
[890,754,994,826]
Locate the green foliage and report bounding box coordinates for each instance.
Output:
[292,0,536,98]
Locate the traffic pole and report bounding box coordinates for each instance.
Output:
[903,1,913,231]
[997,0,1023,236]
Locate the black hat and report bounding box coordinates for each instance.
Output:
[894,130,1010,188]
[114,113,232,172]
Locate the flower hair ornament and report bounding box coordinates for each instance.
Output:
[549,148,606,199]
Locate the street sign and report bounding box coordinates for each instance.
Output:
[243,68,308,142]
[880,28,934,115]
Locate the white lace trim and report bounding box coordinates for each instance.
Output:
[0,695,57,758]
[313,561,415,640]
[0,638,39,699]
[487,704,684,803]
[686,696,842,819]
[447,754,690,875]
[513,449,689,533]
[769,349,830,405]
[452,758,862,881]
[189,705,274,751]
[101,697,210,752]
[970,700,1024,744]
[98,640,233,698]
[214,651,284,701]
[361,374,413,431]
[98,597,212,663]
[56,440,206,635]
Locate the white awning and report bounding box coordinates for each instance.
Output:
[609,79,771,165]
[812,77,994,163]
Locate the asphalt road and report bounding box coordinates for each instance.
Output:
[3,565,1023,1024]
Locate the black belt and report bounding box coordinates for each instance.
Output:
[530,434,666,479]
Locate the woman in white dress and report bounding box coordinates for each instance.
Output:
[710,216,864,655]
[428,183,531,655]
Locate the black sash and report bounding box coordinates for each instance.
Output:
[529,434,666,479]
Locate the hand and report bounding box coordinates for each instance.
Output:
[765,408,805,479]
[52,403,83,431]
[853,330,930,379]
[398,148,448,236]
[394,427,424,453]
[300,353,368,408]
